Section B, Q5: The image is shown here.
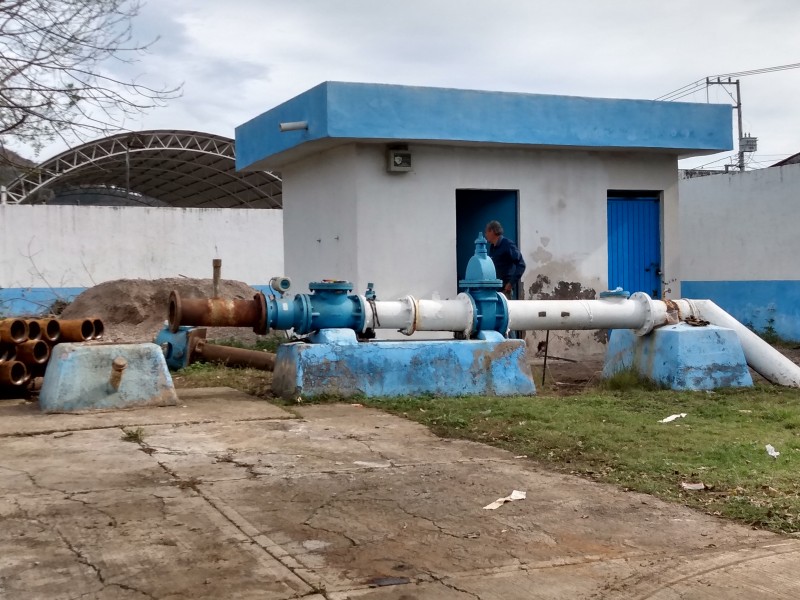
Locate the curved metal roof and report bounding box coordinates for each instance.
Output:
[4,130,282,208]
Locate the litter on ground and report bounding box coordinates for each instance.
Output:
[659,413,687,423]
[483,489,526,510]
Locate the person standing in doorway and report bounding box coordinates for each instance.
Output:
[484,220,526,300]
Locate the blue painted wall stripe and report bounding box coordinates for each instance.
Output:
[236,82,733,170]
[681,280,800,342]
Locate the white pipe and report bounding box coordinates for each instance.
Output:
[689,299,800,387]
[506,293,665,335]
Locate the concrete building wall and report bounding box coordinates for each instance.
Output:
[680,164,800,341]
[0,205,284,315]
[282,142,679,352]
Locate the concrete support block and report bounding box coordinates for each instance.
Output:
[603,324,753,390]
[39,343,178,412]
[273,329,536,399]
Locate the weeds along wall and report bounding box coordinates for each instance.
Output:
[679,163,800,342]
[0,205,284,316]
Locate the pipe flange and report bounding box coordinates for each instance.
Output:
[631,292,655,336]
[252,292,268,335]
[355,294,370,333]
[168,291,182,333]
[398,295,417,336]
[495,291,510,335]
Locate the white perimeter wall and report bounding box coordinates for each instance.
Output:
[0,205,284,289]
[680,164,800,280]
[283,143,679,351]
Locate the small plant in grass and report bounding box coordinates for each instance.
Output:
[601,368,663,392]
[121,427,146,443]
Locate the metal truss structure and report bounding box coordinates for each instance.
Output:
[4,130,282,208]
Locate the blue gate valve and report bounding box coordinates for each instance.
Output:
[458,233,509,335]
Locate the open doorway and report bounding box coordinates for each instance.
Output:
[455,189,519,287]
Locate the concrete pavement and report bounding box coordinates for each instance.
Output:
[1,387,799,599]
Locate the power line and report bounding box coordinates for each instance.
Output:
[655,61,800,101]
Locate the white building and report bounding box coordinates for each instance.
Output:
[237,82,731,352]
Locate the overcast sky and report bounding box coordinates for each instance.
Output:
[15,0,800,169]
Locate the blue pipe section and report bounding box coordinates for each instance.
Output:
[265,281,368,335]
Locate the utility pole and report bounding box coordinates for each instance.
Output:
[706,77,746,171]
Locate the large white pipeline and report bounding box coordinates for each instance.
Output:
[362,293,800,387]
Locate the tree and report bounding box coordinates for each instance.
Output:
[0,0,179,154]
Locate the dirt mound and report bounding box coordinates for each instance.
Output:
[62,278,260,342]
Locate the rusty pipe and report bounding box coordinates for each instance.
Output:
[0,345,15,363]
[212,258,222,298]
[34,319,61,344]
[15,340,50,365]
[0,361,27,386]
[195,340,275,371]
[59,319,94,342]
[108,356,127,392]
[91,318,105,340]
[168,291,264,333]
[0,319,28,344]
[26,320,42,341]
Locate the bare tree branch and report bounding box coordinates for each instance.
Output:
[0,0,181,152]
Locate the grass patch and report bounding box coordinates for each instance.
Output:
[601,368,663,392]
[367,385,800,533]
[121,427,146,443]
[172,362,273,399]
[208,333,287,353]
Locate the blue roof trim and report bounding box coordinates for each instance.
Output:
[236,82,733,170]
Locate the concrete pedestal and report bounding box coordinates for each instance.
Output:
[272,329,536,400]
[603,324,753,390]
[39,343,178,412]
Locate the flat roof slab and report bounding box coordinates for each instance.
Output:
[236,82,733,170]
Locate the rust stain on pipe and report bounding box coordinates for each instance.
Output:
[0,361,27,386]
[15,340,50,365]
[34,319,61,343]
[0,319,28,344]
[59,319,94,342]
[195,340,275,371]
[168,291,263,332]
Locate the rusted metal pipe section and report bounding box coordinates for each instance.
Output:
[0,319,28,344]
[212,258,222,298]
[168,291,265,333]
[0,345,14,363]
[35,319,61,344]
[26,320,42,341]
[59,319,94,342]
[15,340,50,365]
[0,361,27,386]
[92,318,105,340]
[195,339,275,371]
[107,357,127,392]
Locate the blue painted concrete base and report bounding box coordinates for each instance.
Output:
[39,343,178,413]
[272,329,536,399]
[603,324,753,390]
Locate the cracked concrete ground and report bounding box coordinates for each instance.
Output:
[2,387,800,599]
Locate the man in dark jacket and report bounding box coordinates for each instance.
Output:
[484,220,526,299]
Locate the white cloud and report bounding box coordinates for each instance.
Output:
[10,0,800,168]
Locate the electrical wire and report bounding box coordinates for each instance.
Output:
[656,61,800,101]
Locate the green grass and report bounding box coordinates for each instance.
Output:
[172,362,273,399]
[366,385,800,533]
[207,333,287,353]
[121,427,146,443]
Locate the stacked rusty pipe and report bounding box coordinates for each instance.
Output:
[0,317,105,392]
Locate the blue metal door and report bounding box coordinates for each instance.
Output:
[456,190,519,284]
[607,195,661,298]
